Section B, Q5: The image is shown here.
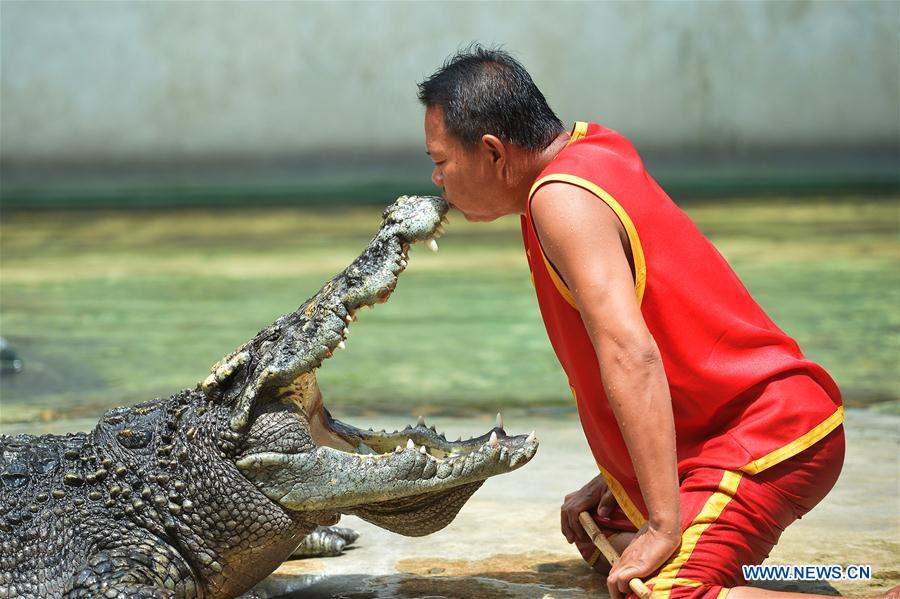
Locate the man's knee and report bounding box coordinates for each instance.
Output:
[635,582,727,599]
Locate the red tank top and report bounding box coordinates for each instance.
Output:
[522,122,843,527]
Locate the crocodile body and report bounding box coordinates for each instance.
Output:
[0,196,538,599]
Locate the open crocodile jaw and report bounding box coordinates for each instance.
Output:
[221,195,539,529]
[237,403,539,512]
[235,382,539,536]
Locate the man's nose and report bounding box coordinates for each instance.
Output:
[431,167,443,188]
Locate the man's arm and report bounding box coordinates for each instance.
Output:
[531,182,681,597]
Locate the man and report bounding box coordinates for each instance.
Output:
[419,46,853,599]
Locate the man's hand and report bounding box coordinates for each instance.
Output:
[607,522,681,599]
[560,474,618,545]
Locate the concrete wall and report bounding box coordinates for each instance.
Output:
[1,1,897,193]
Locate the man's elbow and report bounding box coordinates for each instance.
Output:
[602,334,662,375]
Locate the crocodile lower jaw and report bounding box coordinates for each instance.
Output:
[235,421,538,512]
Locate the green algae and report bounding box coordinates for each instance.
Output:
[1,197,897,426]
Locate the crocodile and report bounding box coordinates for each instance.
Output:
[0,195,539,599]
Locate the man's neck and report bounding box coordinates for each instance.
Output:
[512,132,572,214]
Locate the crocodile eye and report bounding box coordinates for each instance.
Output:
[102,406,130,425]
[117,428,152,449]
[1,462,29,488]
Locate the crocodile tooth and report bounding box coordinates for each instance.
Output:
[342,327,349,336]
[419,445,427,454]
[489,431,499,448]
[437,461,452,479]
[429,424,437,432]
[441,215,450,225]
[426,238,438,252]
[345,315,353,323]
[526,430,536,443]
[400,259,408,268]
[406,438,415,449]
[417,415,426,427]
[337,341,346,350]
[395,446,403,453]
[496,413,503,430]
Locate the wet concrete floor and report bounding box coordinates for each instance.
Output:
[5,408,895,597]
[239,409,899,598]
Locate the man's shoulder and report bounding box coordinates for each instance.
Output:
[540,123,646,184]
[529,179,630,252]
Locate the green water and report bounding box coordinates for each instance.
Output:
[1,197,897,427]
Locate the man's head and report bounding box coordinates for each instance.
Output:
[419,45,565,221]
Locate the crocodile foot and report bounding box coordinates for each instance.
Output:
[289,525,360,558]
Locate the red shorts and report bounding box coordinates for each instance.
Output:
[578,426,845,598]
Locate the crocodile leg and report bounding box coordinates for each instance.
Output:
[63,538,197,599]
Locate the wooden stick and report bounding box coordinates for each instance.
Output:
[579,511,655,599]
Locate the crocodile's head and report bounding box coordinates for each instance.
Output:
[201,195,538,536]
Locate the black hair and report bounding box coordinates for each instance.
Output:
[418,44,565,151]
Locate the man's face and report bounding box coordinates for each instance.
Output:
[424,105,509,222]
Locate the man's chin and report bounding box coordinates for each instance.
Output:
[460,211,497,223]
[448,204,500,223]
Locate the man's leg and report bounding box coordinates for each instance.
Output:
[577,427,866,598]
[644,427,846,598]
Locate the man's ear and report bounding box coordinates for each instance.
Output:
[480,134,506,166]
